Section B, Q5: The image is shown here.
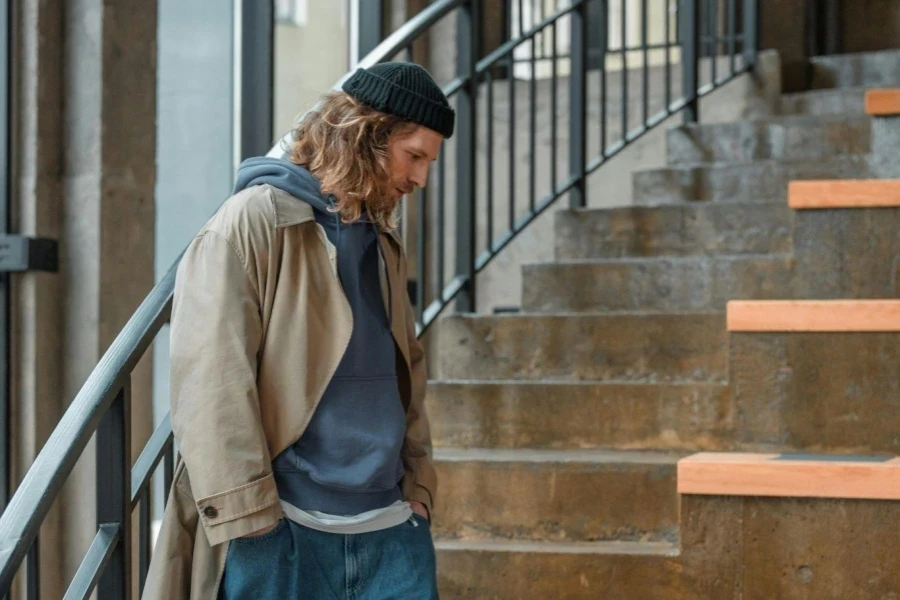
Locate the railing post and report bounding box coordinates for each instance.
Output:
[96,379,131,600]
[681,0,701,124]
[455,0,478,313]
[742,0,759,70]
[568,0,588,209]
[26,539,38,600]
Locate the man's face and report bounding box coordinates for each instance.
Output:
[386,126,443,199]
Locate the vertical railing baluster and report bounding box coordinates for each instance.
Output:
[416,188,426,325]
[665,0,671,112]
[569,0,588,208]
[599,0,608,157]
[529,22,537,214]
[437,148,445,299]
[742,0,758,70]
[486,72,494,251]
[507,50,516,231]
[682,0,701,123]
[162,443,174,509]
[26,538,38,600]
[641,0,649,126]
[138,488,151,596]
[96,379,131,600]
[709,0,718,84]
[727,0,736,75]
[455,0,478,312]
[620,0,628,139]
[550,20,558,190]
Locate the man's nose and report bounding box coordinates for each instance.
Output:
[410,164,429,189]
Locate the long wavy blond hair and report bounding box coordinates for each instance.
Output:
[288,91,418,230]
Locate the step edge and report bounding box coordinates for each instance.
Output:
[523,253,795,268]
[434,538,680,556]
[433,447,689,464]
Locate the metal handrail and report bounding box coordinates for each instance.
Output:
[0,258,176,592]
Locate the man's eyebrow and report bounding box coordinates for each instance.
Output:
[407,146,437,161]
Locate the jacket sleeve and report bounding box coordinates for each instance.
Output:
[399,265,438,517]
[169,230,282,546]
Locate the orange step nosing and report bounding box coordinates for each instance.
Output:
[727,300,900,332]
[788,179,900,209]
[865,88,900,116]
[678,453,900,500]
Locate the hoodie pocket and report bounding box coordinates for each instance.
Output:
[287,375,407,493]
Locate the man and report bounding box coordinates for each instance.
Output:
[143,62,452,600]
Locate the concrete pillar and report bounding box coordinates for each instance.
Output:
[10,0,156,595]
[10,0,65,595]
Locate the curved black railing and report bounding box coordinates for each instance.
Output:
[0,0,759,597]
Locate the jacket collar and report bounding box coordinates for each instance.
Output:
[272,188,315,228]
[271,186,406,255]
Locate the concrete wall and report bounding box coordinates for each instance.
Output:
[10,0,157,595]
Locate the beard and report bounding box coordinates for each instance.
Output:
[363,178,403,221]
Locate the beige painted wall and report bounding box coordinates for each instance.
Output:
[273,2,350,139]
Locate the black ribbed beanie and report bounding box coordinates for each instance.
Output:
[342,62,455,138]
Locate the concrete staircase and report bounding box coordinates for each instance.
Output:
[428,49,900,599]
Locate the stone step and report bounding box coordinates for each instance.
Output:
[667,115,871,166]
[426,381,731,451]
[432,449,681,543]
[778,87,868,116]
[522,255,793,313]
[633,155,871,204]
[555,202,793,259]
[811,49,900,90]
[435,313,727,383]
[436,539,679,600]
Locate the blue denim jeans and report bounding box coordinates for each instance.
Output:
[218,515,439,600]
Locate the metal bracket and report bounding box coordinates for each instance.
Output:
[0,235,59,273]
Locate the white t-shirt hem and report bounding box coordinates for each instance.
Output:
[280,499,414,534]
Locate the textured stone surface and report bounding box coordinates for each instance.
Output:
[871,115,900,178]
[427,381,733,451]
[439,495,900,599]
[436,313,728,383]
[432,449,681,543]
[739,497,900,599]
[522,255,794,313]
[667,115,872,166]
[437,540,682,600]
[791,207,900,299]
[676,495,900,599]
[730,332,900,453]
[778,88,868,117]
[633,155,872,204]
[677,495,744,597]
[555,202,794,260]
[811,49,900,89]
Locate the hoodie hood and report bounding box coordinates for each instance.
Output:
[233,157,332,215]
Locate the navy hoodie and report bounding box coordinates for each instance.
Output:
[233,157,406,515]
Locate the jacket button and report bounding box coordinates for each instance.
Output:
[203,506,218,519]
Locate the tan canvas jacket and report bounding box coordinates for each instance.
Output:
[142,184,435,600]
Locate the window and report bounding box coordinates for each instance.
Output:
[276,0,308,26]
